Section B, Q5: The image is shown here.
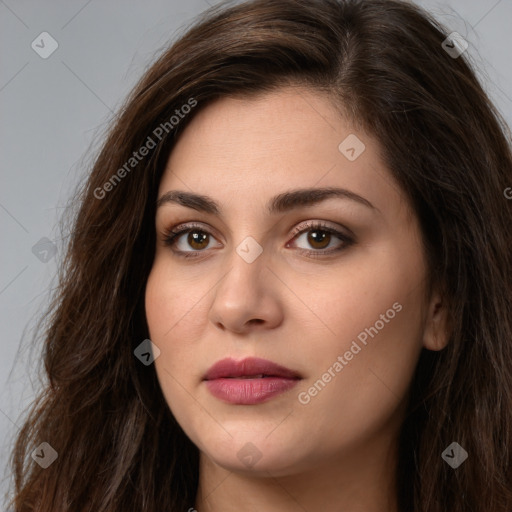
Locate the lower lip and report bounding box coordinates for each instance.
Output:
[204,377,300,405]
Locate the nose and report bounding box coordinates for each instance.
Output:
[208,247,284,335]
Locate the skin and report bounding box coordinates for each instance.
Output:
[145,85,449,512]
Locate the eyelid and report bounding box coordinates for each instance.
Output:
[163,219,350,240]
[289,219,353,239]
[163,221,221,243]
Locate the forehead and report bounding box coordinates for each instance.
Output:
[157,86,406,221]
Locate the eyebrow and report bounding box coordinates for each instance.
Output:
[156,187,377,215]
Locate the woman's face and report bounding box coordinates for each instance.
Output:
[145,86,445,476]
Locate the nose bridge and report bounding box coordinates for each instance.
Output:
[208,233,283,332]
[235,234,265,266]
[220,234,268,300]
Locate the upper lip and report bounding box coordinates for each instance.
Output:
[203,357,302,380]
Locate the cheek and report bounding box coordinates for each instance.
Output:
[145,264,187,393]
[145,261,176,339]
[299,247,423,360]
[145,258,206,340]
[294,243,426,425]
[145,266,190,417]
[145,265,219,453]
[292,303,423,454]
[145,260,209,397]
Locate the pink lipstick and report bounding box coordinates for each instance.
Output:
[203,357,302,405]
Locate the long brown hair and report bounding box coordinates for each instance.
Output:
[10,0,512,510]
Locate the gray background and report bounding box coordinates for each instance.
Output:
[1,0,511,506]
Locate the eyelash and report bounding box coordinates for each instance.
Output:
[162,221,354,260]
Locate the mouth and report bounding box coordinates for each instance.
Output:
[203,357,302,405]
[222,374,271,379]
[203,357,302,381]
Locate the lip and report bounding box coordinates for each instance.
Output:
[204,357,302,380]
[203,357,302,405]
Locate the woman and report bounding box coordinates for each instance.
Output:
[10,0,512,510]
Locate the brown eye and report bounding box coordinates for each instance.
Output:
[163,223,221,257]
[306,229,332,250]
[164,221,353,260]
[186,230,210,250]
[289,222,352,255]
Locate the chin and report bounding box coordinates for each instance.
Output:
[208,448,299,476]
[197,432,310,476]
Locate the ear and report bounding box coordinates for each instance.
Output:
[422,291,450,351]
